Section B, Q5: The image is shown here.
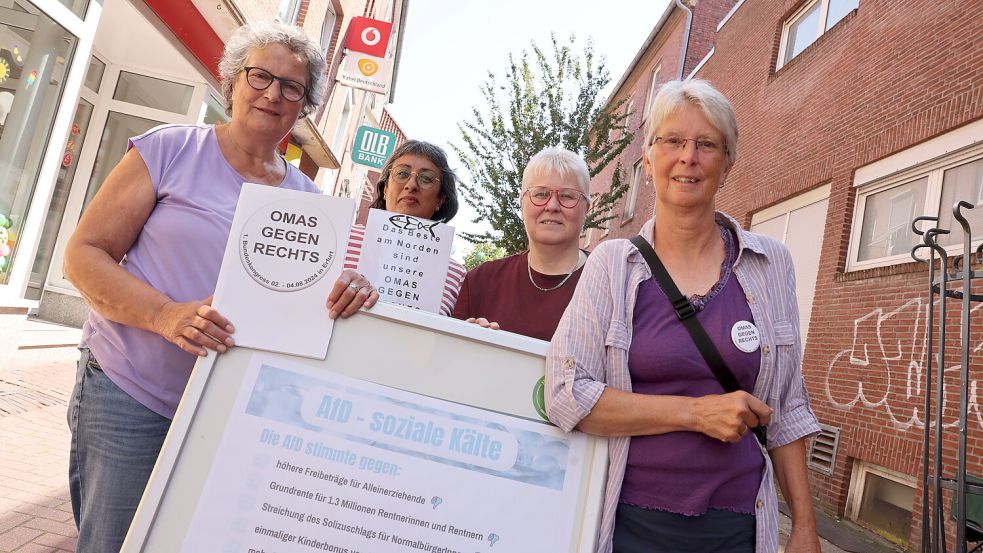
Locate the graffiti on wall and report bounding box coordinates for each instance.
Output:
[824,297,983,430]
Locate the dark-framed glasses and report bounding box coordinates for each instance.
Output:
[652,135,725,155]
[391,165,440,189]
[242,66,308,102]
[523,186,586,208]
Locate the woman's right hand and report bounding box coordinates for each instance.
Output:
[691,391,772,443]
[153,295,235,357]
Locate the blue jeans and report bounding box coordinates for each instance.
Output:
[67,348,171,553]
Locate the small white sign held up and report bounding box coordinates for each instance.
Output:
[356,208,454,313]
[213,183,354,358]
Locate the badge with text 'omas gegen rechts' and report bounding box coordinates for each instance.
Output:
[213,183,354,359]
[356,208,454,314]
[351,125,396,169]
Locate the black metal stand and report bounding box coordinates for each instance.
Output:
[912,200,982,553]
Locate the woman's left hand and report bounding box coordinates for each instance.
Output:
[784,526,821,553]
[326,269,378,319]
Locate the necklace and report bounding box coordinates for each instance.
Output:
[527,251,583,292]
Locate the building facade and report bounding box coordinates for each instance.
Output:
[590,0,983,549]
[0,0,407,355]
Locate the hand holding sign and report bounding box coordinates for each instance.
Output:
[154,295,235,357]
[326,268,379,319]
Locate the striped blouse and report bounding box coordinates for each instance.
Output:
[345,224,466,316]
[545,213,820,553]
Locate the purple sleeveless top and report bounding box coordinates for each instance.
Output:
[81,124,319,418]
[620,226,764,516]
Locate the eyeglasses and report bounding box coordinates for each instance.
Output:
[523,186,586,208]
[651,135,725,155]
[242,67,308,102]
[390,165,440,189]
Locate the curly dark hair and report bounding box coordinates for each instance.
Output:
[370,140,459,223]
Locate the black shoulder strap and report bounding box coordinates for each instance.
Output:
[630,235,766,446]
[629,235,740,392]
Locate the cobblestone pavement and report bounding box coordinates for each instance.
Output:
[0,346,79,553]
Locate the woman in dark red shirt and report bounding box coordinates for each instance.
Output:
[451,147,590,341]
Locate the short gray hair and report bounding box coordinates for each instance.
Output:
[218,21,326,118]
[521,147,592,198]
[644,79,738,165]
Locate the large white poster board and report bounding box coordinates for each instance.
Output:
[122,304,607,553]
[213,183,355,359]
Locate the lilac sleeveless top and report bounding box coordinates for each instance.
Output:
[620,226,764,516]
[81,124,319,418]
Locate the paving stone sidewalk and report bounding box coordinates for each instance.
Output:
[0,344,79,553]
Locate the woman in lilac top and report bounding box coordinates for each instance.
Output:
[62,23,375,553]
[546,80,822,552]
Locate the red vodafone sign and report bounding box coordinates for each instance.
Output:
[345,16,393,57]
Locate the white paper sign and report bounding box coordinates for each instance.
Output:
[356,209,454,313]
[179,355,587,553]
[213,183,354,359]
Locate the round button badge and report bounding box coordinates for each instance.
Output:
[731,320,761,353]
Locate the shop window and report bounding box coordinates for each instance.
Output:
[114,71,194,115]
[848,143,983,271]
[622,158,645,222]
[200,93,229,125]
[0,8,77,283]
[81,112,160,212]
[777,0,858,69]
[847,462,916,546]
[29,99,94,293]
[83,56,105,92]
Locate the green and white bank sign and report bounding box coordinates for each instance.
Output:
[351,125,397,169]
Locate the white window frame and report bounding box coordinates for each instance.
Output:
[331,88,354,157]
[623,158,645,222]
[776,0,857,70]
[276,0,302,25]
[642,63,661,121]
[846,142,983,272]
[319,5,338,57]
[845,461,916,532]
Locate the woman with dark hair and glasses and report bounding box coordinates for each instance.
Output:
[452,147,590,340]
[344,139,466,316]
[62,22,375,553]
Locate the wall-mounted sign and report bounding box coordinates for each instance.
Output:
[344,16,393,57]
[337,52,392,95]
[351,125,396,169]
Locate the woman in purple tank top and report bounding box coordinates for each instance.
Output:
[546,80,822,553]
[62,23,375,553]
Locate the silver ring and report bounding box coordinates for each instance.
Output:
[348,282,361,292]
[739,425,749,436]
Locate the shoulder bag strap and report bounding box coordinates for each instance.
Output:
[629,235,766,445]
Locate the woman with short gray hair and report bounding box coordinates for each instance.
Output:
[63,21,374,553]
[452,147,591,340]
[546,79,821,552]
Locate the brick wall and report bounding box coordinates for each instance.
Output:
[592,0,983,548]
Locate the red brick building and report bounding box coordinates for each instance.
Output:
[591,0,983,549]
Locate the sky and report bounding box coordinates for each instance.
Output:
[386,0,672,259]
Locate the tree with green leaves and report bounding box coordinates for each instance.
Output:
[453,34,633,255]
[462,242,507,271]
